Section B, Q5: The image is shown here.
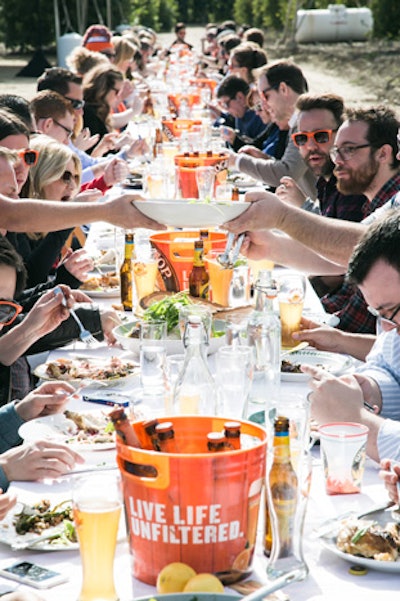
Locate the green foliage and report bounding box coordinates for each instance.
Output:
[371,0,400,39]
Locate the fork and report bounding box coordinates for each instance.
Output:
[54,286,99,347]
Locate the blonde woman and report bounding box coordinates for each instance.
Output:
[16,135,92,288]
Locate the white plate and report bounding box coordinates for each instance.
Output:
[133,199,249,228]
[33,356,138,385]
[281,349,353,381]
[18,411,115,451]
[320,535,400,573]
[113,319,226,356]
[82,287,120,298]
[0,501,78,551]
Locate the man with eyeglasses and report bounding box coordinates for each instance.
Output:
[274,93,367,322]
[226,61,317,200]
[226,106,400,270]
[30,90,75,144]
[305,211,400,464]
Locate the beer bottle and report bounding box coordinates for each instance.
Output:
[143,90,155,116]
[108,407,141,448]
[264,415,298,557]
[224,421,241,450]
[120,232,135,311]
[232,185,240,201]
[207,432,227,452]
[143,419,161,451]
[189,239,209,299]
[199,229,209,241]
[153,127,163,158]
[155,421,178,453]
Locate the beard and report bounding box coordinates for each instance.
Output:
[334,156,379,195]
[305,151,334,178]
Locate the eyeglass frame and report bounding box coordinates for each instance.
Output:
[367,303,400,327]
[250,101,263,112]
[0,299,23,326]
[17,148,39,167]
[329,143,372,162]
[291,129,336,148]
[52,119,73,139]
[219,96,237,111]
[64,96,85,110]
[60,170,79,185]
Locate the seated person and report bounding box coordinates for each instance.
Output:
[0,234,119,404]
[215,75,266,151]
[306,211,400,461]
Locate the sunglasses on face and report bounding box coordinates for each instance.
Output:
[261,84,279,101]
[18,148,39,166]
[291,129,334,147]
[61,170,79,185]
[0,300,23,326]
[64,97,85,110]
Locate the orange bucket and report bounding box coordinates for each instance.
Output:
[117,415,267,585]
[174,151,229,199]
[167,93,201,113]
[162,118,203,140]
[150,230,226,292]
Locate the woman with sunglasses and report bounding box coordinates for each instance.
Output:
[11,136,93,290]
[0,235,120,404]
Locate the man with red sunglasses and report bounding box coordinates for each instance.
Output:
[275,93,366,304]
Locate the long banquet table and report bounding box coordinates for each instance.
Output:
[1,382,399,601]
[3,229,399,600]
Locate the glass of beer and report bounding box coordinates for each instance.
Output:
[278,273,306,348]
[73,473,122,601]
[133,249,159,302]
[205,251,234,306]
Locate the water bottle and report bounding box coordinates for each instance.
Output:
[173,315,217,415]
[246,270,281,422]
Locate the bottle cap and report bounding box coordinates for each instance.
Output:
[348,565,367,576]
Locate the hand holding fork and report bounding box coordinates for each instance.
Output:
[53,286,99,347]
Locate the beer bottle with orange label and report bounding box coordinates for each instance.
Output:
[120,232,135,311]
[189,239,209,299]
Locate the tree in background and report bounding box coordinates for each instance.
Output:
[370,0,400,39]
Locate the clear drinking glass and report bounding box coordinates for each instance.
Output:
[195,165,215,200]
[72,473,122,601]
[139,320,167,394]
[215,345,254,418]
[278,273,307,349]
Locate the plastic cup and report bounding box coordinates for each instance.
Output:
[278,274,306,349]
[318,422,369,495]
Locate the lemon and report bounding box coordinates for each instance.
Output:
[183,573,224,593]
[156,562,197,594]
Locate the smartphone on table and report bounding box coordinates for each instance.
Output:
[0,561,68,589]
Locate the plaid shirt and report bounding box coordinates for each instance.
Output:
[321,173,400,333]
[317,174,366,221]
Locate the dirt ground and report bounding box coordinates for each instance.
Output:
[0,26,399,111]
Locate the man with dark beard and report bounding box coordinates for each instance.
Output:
[274,93,367,299]
[224,106,400,333]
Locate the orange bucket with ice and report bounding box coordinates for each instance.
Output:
[174,151,229,199]
[162,118,202,140]
[117,415,266,585]
[150,230,226,292]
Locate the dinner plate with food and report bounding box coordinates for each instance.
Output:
[18,409,116,451]
[319,506,400,573]
[0,498,78,551]
[80,272,120,297]
[34,355,138,386]
[280,349,353,382]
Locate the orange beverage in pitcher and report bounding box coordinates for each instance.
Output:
[205,252,233,306]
